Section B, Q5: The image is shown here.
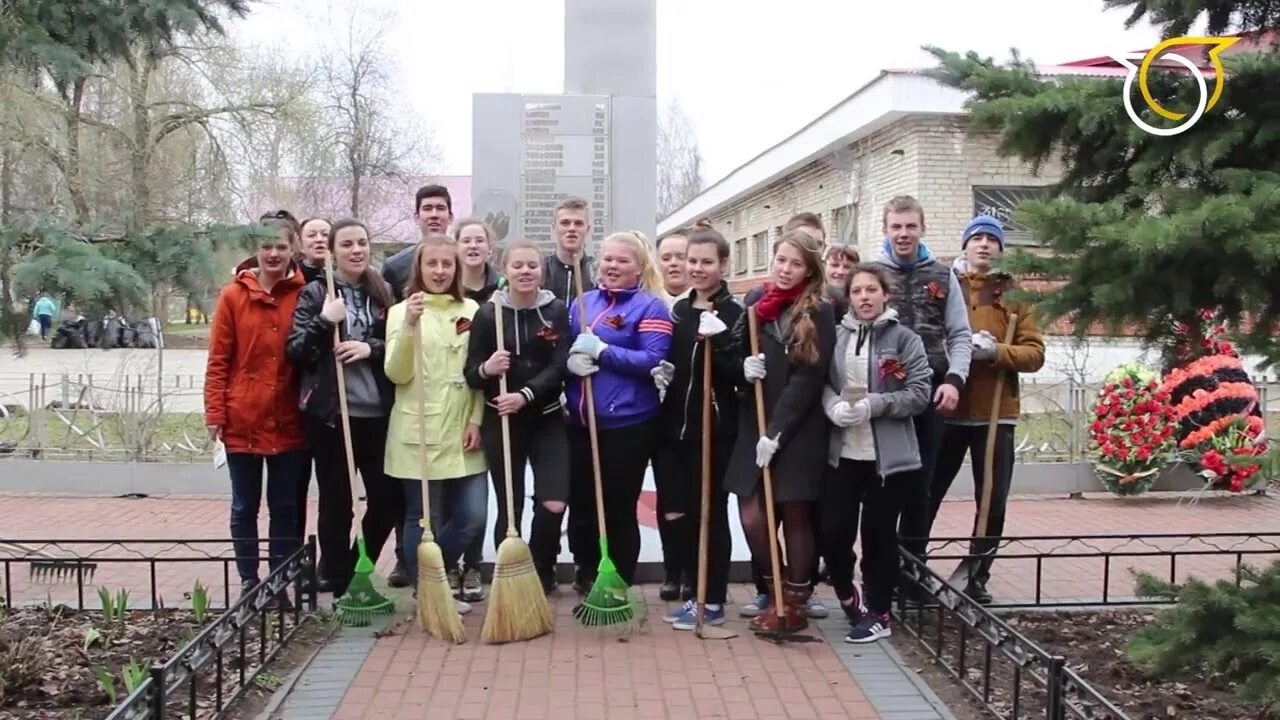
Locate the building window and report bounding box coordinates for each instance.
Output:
[734,238,747,275]
[751,231,768,270]
[972,185,1050,245]
[831,204,857,246]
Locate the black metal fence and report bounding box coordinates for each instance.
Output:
[897,548,1130,720]
[0,537,319,720]
[895,532,1280,719]
[919,532,1280,608]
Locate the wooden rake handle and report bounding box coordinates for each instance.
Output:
[323,257,361,515]
[747,308,787,616]
[696,336,714,629]
[572,256,609,543]
[413,312,435,541]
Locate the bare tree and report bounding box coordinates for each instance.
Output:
[656,97,704,222]
[298,2,439,234]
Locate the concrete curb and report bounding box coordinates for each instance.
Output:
[817,616,957,720]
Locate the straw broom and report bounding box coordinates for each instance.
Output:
[482,296,555,643]
[413,311,467,643]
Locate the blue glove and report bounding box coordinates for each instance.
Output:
[570,332,608,359]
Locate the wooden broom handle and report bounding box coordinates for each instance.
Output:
[413,314,434,541]
[493,297,518,538]
[748,308,787,616]
[572,256,609,540]
[696,335,714,628]
[975,315,1019,538]
[324,256,361,513]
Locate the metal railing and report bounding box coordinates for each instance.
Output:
[1,373,1276,462]
[918,532,1280,608]
[1,538,319,720]
[897,549,1131,719]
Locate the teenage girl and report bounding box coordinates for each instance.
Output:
[464,240,571,593]
[654,220,744,629]
[384,234,487,614]
[715,228,836,634]
[820,263,930,643]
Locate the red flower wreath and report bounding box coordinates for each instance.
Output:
[880,358,906,381]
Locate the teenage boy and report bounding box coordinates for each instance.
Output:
[542,197,595,302]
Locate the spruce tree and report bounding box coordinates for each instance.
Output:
[923,0,1280,370]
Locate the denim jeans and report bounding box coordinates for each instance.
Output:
[401,472,488,585]
[228,450,307,582]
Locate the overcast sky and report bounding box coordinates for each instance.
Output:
[233,0,1167,185]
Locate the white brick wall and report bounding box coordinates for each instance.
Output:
[704,114,1064,293]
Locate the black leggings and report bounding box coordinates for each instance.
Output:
[481,409,569,583]
[738,493,815,588]
[820,459,909,613]
[567,418,658,586]
[653,437,733,605]
[305,414,403,595]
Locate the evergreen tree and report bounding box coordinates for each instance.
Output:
[1130,565,1280,716]
[923,0,1280,370]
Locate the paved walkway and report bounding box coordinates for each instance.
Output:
[4,490,1280,719]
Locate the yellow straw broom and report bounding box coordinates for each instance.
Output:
[481,296,555,643]
[413,313,467,643]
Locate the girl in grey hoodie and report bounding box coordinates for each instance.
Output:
[820,263,931,644]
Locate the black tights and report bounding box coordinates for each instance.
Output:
[738,494,815,586]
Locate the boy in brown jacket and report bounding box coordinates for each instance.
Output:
[927,215,1044,603]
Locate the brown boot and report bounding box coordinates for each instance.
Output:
[782,582,812,632]
[748,603,782,633]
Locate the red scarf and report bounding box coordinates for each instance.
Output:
[754,281,806,323]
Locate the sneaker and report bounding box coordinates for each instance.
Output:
[806,595,830,619]
[455,599,472,615]
[845,612,892,644]
[447,568,461,599]
[740,593,770,618]
[673,604,725,631]
[462,568,485,602]
[387,560,410,589]
[839,586,865,624]
[965,582,994,605]
[659,579,681,601]
[663,599,696,624]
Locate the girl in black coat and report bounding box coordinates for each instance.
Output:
[652,221,744,630]
[463,240,571,593]
[712,228,835,634]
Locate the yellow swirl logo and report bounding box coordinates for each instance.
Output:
[1112,36,1240,136]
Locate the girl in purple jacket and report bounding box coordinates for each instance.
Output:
[563,231,673,588]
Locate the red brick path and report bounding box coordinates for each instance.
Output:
[5,490,1280,719]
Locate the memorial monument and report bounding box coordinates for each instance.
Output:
[472,0,657,253]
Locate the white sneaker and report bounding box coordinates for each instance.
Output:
[455,599,472,615]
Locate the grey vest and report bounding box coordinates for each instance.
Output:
[881,261,952,381]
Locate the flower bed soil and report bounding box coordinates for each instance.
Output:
[893,608,1262,720]
[0,605,330,719]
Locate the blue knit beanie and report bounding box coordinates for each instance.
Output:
[961,215,1005,250]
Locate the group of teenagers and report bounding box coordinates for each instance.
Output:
[205,183,1045,645]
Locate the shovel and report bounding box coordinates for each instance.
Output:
[941,315,1019,608]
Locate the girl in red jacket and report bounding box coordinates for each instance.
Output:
[204,216,310,599]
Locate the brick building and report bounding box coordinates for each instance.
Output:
[656,69,1065,294]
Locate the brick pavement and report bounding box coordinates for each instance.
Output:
[5,490,1280,719]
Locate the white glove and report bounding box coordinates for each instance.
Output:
[743,353,766,382]
[697,311,728,338]
[755,434,779,468]
[848,399,871,425]
[825,400,852,427]
[651,360,675,395]
[566,353,599,377]
[972,330,997,360]
[320,296,346,324]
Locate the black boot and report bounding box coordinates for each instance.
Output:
[387,559,410,589]
[965,581,993,605]
[660,576,680,601]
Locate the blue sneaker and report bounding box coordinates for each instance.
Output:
[663,599,696,624]
[673,603,726,631]
[845,612,892,644]
[740,593,770,618]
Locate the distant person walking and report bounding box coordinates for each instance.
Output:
[33,294,57,340]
